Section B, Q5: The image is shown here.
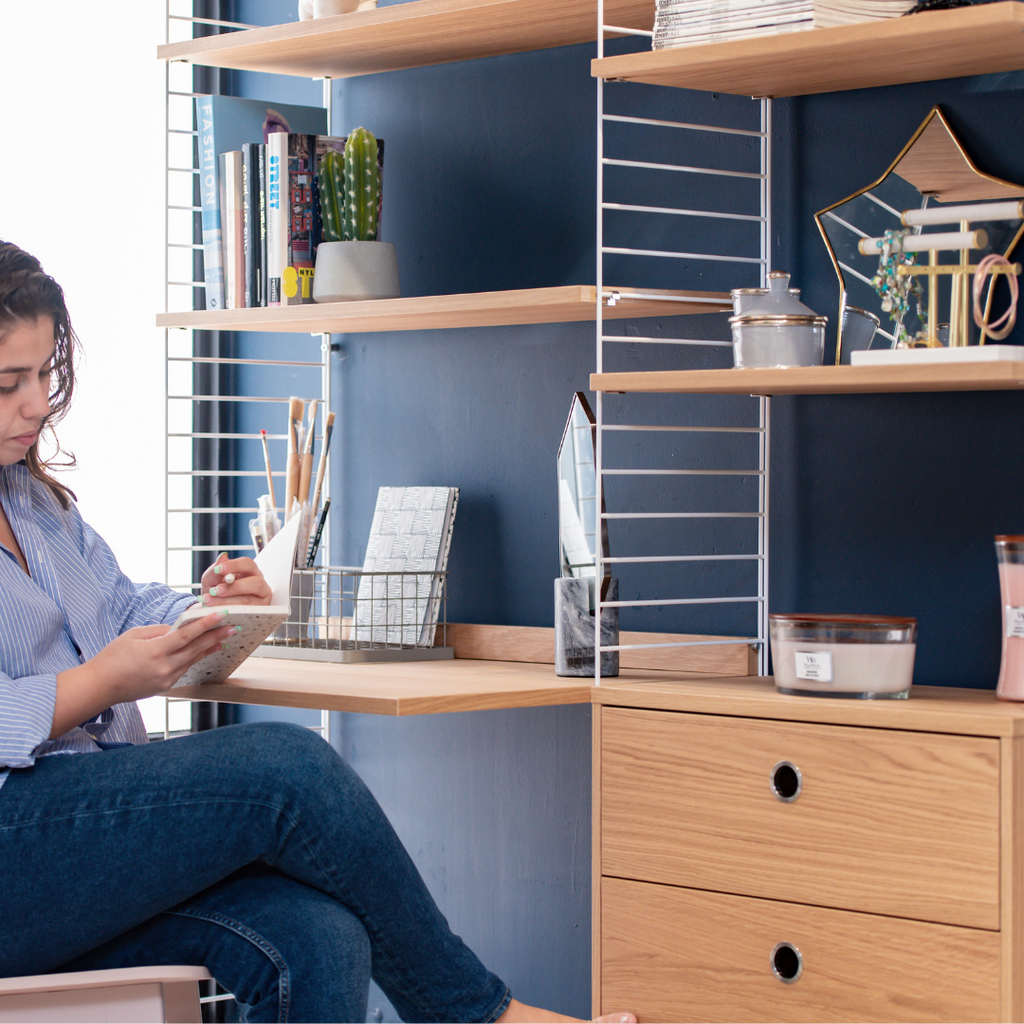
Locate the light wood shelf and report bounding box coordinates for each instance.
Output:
[171,625,756,715]
[590,674,1024,736]
[591,360,1024,395]
[173,657,594,715]
[185,660,1024,728]
[158,0,654,79]
[157,285,729,334]
[591,1,1024,97]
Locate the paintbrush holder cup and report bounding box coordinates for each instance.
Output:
[275,568,315,642]
[996,536,1024,700]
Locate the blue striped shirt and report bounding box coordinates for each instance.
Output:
[0,463,197,791]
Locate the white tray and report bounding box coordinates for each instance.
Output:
[851,344,1024,365]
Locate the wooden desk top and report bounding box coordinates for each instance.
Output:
[591,673,1024,737]
[173,656,1024,731]
[173,655,594,716]
[171,623,757,716]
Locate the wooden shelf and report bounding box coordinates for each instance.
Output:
[158,0,654,79]
[591,2,1024,97]
[591,360,1024,396]
[170,624,757,715]
[173,659,1024,730]
[591,675,1024,736]
[172,657,595,715]
[157,285,729,334]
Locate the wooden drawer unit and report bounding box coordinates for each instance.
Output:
[601,877,1000,1023]
[601,706,1000,928]
[592,678,1024,1022]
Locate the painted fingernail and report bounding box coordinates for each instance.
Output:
[224,573,236,585]
[232,626,242,634]
[200,593,210,606]
[219,609,229,618]
[210,585,222,597]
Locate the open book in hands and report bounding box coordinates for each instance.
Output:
[171,511,303,686]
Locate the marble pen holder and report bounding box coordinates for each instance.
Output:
[554,576,619,677]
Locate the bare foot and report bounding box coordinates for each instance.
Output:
[495,997,637,1023]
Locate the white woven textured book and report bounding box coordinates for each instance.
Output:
[354,486,459,647]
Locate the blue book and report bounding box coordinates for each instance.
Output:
[193,96,328,312]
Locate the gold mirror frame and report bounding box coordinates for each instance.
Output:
[815,106,1024,363]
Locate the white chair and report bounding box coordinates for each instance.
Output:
[0,965,212,1023]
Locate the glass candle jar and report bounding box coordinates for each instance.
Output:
[769,613,917,698]
[995,535,1024,700]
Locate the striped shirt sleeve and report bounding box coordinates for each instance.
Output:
[0,465,197,784]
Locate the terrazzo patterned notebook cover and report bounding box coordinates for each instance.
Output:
[171,511,302,685]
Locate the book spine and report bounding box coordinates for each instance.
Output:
[194,97,224,311]
[284,134,317,305]
[241,142,255,308]
[256,143,267,307]
[219,151,244,309]
[266,131,286,307]
[218,153,232,309]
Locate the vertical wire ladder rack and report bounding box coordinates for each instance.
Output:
[162,1,333,744]
[594,1,772,681]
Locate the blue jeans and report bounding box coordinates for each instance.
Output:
[0,722,512,1023]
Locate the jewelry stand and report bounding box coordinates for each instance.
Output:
[860,200,1023,347]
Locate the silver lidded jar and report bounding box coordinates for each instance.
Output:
[729,271,827,368]
[730,284,800,316]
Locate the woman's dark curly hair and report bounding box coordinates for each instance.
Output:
[0,241,77,507]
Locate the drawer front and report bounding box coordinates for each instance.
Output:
[600,707,1000,928]
[599,877,1001,1023]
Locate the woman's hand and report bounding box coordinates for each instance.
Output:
[200,552,273,607]
[52,612,241,738]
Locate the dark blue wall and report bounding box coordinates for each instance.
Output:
[774,75,1024,689]
[229,3,1024,1017]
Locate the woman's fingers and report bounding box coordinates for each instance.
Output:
[136,613,235,668]
[200,554,273,606]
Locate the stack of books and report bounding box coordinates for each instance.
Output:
[194,95,383,310]
[653,0,917,48]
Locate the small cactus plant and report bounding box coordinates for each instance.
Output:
[317,128,380,244]
[318,147,346,243]
[343,127,380,242]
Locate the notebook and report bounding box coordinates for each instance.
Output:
[354,486,459,647]
[171,510,303,685]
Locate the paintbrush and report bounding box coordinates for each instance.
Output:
[284,396,304,518]
[298,399,319,506]
[309,410,335,520]
[259,429,276,509]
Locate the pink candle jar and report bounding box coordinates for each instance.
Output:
[995,536,1024,701]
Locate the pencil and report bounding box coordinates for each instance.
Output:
[260,429,276,508]
[305,498,331,568]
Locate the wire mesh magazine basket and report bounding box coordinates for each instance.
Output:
[254,564,453,663]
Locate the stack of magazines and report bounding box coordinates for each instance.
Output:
[653,0,917,48]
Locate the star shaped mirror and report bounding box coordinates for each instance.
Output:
[815,106,1024,361]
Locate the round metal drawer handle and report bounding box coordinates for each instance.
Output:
[770,941,803,984]
[770,760,802,802]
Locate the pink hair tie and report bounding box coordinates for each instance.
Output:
[973,253,1019,341]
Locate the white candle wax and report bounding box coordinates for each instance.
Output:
[771,637,916,696]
